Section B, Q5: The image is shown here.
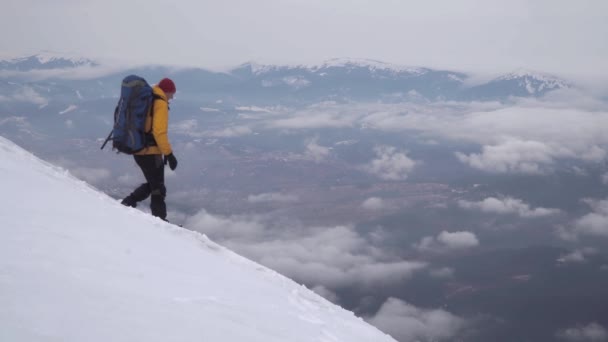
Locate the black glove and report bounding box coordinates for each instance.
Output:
[164,153,178,171]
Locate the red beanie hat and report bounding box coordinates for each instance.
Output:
[158,78,176,94]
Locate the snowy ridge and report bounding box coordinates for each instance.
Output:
[28,51,90,65]
[494,69,570,93]
[0,52,97,71]
[313,58,427,74]
[241,58,427,76]
[0,136,395,342]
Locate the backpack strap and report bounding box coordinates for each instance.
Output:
[144,94,168,147]
[147,94,167,132]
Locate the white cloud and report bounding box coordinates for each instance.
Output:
[183,209,267,241]
[247,192,298,204]
[416,231,479,253]
[573,199,608,238]
[437,231,479,249]
[172,119,252,138]
[10,86,48,106]
[209,125,253,138]
[117,172,139,186]
[184,210,426,289]
[252,101,608,178]
[362,197,385,211]
[455,140,556,174]
[0,64,129,81]
[200,107,220,112]
[361,104,608,175]
[366,297,465,342]
[557,250,586,264]
[458,197,561,218]
[172,119,201,137]
[304,138,330,162]
[269,109,354,129]
[555,225,579,242]
[282,76,310,89]
[363,146,416,181]
[557,322,608,342]
[557,248,596,264]
[558,199,608,241]
[70,167,111,184]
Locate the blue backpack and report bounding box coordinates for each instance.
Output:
[101,75,163,154]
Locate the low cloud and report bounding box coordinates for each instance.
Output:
[8,86,49,106]
[268,100,608,176]
[557,248,597,264]
[184,210,426,289]
[117,172,142,186]
[362,197,386,211]
[209,125,253,138]
[366,297,466,342]
[304,138,331,162]
[557,322,608,341]
[268,106,354,129]
[455,140,557,174]
[247,192,298,204]
[172,119,252,138]
[416,231,479,253]
[559,198,608,242]
[573,199,608,238]
[459,197,561,218]
[0,64,128,81]
[251,97,608,176]
[70,167,111,185]
[363,146,416,181]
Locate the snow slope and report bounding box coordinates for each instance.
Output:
[0,136,396,342]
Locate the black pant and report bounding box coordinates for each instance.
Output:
[122,154,167,219]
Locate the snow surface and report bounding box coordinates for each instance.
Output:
[0,136,396,342]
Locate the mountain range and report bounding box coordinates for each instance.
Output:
[0,53,571,107]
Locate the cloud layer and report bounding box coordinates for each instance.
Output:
[557,322,608,342]
[363,146,417,181]
[367,297,465,342]
[416,231,480,253]
[183,210,426,289]
[459,197,561,218]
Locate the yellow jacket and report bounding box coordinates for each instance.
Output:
[136,85,173,156]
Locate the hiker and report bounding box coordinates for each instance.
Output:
[120,78,178,221]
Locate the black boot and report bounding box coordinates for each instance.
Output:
[121,198,137,208]
[150,192,167,220]
[122,183,151,209]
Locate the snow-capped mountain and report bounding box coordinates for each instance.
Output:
[0,135,396,342]
[0,51,98,71]
[229,60,468,102]
[465,69,571,98]
[0,53,572,106]
[244,58,428,76]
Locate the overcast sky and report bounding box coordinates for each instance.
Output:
[3,0,607,76]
